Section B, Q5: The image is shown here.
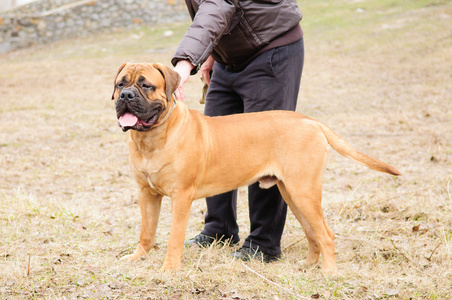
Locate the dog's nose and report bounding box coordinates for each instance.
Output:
[120,89,135,101]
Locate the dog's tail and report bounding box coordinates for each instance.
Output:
[318,122,401,176]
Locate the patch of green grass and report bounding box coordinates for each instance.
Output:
[300,0,447,30]
[299,0,451,56]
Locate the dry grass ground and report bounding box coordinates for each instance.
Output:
[1,0,451,299]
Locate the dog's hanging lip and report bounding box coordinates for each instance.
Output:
[141,113,159,127]
[119,113,138,127]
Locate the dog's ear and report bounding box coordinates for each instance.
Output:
[111,63,128,100]
[152,63,181,102]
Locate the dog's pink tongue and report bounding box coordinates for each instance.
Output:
[119,113,138,127]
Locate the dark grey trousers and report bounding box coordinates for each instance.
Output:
[202,38,304,256]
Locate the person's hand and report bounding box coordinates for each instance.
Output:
[173,60,195,101]
[200,55,215,85]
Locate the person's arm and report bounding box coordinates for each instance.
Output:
[173,60,195,101]
[200,55,215,85]
[174,55,214,101]
[172,0,237,69]
[172,0,237,100]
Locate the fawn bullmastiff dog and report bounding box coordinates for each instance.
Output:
[112,62,400,274]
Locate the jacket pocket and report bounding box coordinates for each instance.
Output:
[266,48,278,78]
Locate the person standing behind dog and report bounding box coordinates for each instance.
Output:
[172,0,304,262]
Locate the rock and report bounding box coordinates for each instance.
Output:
[0,0,188,53]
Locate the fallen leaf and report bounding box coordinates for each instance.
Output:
[86,265,99,274]
[381,206,391,213]
[85,283,111,299]
[109,281,125,289]
[359,286,368,293]
[76,278,85,286]
[103,226,115,235]
[229,290,243,299]
[384,288,399,297]
[52,257,62,264]
[75,223,86,230]
[193,287,206,294]
[5,280,15,287]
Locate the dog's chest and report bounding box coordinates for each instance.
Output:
[131,156,171,195]
[146,174,157,190]
[140,165,163,192]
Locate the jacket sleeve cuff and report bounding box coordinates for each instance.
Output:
[171,57,201,75]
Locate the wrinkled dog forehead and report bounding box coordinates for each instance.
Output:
[118,64,165,85]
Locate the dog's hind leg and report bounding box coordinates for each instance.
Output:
[277,180,337,274]
[278,181,321,266]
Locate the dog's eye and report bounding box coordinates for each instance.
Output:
[117,82,124,89]
[142,83,154,90]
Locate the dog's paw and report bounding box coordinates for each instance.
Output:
[119,254,134,261]
[120,251,145,262]
[320,266,338,276]
[300,258,318,268]
[161,259,182,271]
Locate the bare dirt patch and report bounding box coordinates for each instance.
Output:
[1,1,451,299]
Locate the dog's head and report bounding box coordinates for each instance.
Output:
[112,63,181,132]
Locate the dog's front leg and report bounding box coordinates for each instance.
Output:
[162,192,194,270]
[124,187,162,261]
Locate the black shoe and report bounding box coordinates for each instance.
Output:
[229,246,280,263]
[185,234,239,248]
